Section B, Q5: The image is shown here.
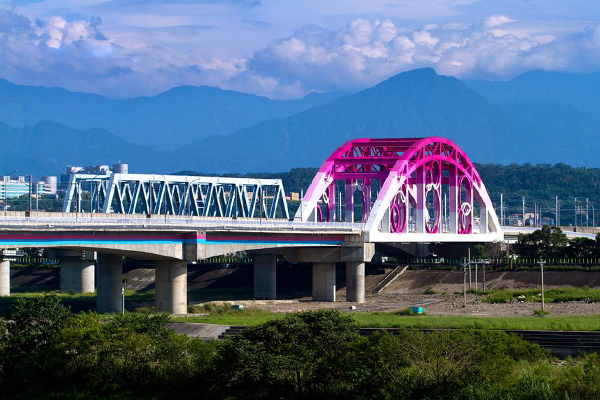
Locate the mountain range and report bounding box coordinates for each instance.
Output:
[1,68,600,176]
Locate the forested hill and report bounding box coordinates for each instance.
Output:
[178,163,600,220]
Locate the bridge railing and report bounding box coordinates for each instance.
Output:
[502,226,597,239]
[397,258,600,270]
[0,213,364,232]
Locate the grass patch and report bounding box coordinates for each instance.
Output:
[423,287,437,295]
[391,307,425,316]
[533,309,550,317]
[351,314,600,331]
[173,305,279,326]
[172,308,600,331]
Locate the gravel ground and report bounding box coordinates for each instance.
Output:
[228,293,600,317]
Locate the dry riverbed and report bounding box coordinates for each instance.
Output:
[216,292,600,317]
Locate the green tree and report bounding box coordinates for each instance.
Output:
[473,243,487,259]
[0,295,73,391]
[514,226,569,259]
[210,310,366,400]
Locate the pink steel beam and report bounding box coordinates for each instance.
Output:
[295,137,501,242]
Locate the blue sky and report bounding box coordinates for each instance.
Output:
[1,0,600,98]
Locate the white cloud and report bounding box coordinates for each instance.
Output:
[2,6,600,99]
[240,16,600,96]
[484,14,515,28]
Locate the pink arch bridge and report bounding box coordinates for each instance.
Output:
[295,137,503,243]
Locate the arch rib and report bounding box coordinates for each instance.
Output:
[296,137,503,243]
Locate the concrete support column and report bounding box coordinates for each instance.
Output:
[254,254,276,299]
[346,262,365,303]
[312,262,336,302]
[96,253,123,313]
[155,260,188,314]
[0,260,10,297]
[61,261,95,293]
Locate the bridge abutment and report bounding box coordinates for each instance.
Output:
[96,254,123,313]
[312,262,336,302]
[155,260,188,314]
[345,262,365,303]
[0,260,10,296]
[254,254,277,299]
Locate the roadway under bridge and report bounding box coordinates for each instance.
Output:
[0,137,591,314]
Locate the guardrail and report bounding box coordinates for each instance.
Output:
[0,213,365,232]
[502,226,597,239]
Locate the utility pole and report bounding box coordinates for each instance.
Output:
[475,261,478,290]
[586,198,589,227]
[522,196,525,227]
[500,193,504,226]
[483,260,487,292]
[539,259,546,311]
[555,196,558,226]
[468,248,472,290]
[463,261,468,307]
[28,175,32,213]
[575,198,578,230]
[300,189,304,221]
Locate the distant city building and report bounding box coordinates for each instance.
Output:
[0,176,46,202]
[286,192,300,202]
[507,215,523,227]
[41,176,58,195]
[59,162,129,192]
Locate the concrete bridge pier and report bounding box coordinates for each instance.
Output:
[312,262,336,302]
[254,254,277,299]
[345,262,365,303]
[155,260,188,314]
[0,260,10,296]
[96,253,123,313]
[59,251,95,294]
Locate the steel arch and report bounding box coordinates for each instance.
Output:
[295,137,502,242]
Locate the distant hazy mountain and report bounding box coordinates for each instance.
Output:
[0,79,344,149]
[171,69,522,172]
[0,121,166,175]
[468,70,600,113]
[4,68,600,177]
[173,68,600,173]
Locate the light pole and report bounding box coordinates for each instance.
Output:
[28,174,32,213]
[122,279,126,315]
[462,260,468,307]
[575,197,578,230]
[522,196,525,227]
[253,178,264,224]
[149,175,154,216]
[539,259,546,311]
[186,177,204,217]
[158,174,168,220]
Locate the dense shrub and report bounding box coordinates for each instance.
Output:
[1,296,599,400]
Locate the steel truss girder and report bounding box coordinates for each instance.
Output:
[63,173,290,219]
